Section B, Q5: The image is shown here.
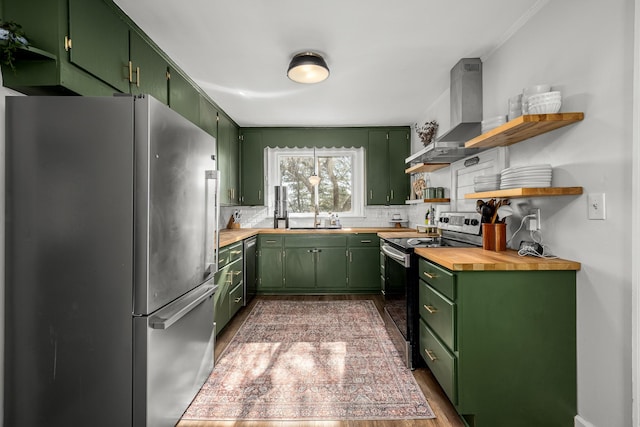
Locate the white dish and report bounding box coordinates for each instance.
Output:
[501,164,552,174]
[528,101,562,114]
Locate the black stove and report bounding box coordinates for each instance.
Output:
[380,211,482,369]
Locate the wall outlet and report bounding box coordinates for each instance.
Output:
[526,208,541,231]
[587,193,606,220]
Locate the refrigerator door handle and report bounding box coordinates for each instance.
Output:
[149,282,216,330]
[204,169,220,279]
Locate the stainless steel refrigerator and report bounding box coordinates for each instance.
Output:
[4,95,220,427]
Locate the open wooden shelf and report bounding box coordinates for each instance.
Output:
[14,45,56,61]
[405,198,451,204]
[465,113,584,149]
[405,163,450,174]
[465,186,583,199]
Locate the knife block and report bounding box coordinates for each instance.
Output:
[226,215,240,229]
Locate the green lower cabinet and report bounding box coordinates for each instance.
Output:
[284,248,316,289]
[417,257,577,427]
[315,247,347,291]
[257,236,285,291]
[214,251,243,335]
[347,247,379,291]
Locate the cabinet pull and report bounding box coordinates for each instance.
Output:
[386,195,390,202]
[390,190,394,199]
[423,304,437,314]
[136,66,140,88]
[370,190,373,200]
[425,349,437,362]
[258,190,262,200]
[230,250,242,255]
[234,297,242,303]
[423,271,435,279]
[266,240,277,243]
[64,35,72,51]
[127,61,133,82]
[360,240,372,243]
[233,270,242,276]
[350,251,353,262]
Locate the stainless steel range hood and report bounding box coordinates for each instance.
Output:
[406,58,483,164]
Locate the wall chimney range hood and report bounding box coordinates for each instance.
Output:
[406,58,483,164]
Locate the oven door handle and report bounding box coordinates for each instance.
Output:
[381,244,409,266]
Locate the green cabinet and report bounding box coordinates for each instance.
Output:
[283,235,347,292]
[168,67,200,126]
[347,234,380,292]
[366,128,410,205]
[218,114,240,206]
[68,0,130,93]
[240,130,265,206]
[214,242,243,335]
[257,235,285,291]
[417,257,577,427]
[129,31,168,105]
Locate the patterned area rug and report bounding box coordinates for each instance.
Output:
[182,300,435,421]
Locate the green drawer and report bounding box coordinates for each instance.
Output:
[228,241,243,263]
[284,234,347,248]
[347,233,378,247]
[229,282,244,318]
[227,258,243,286]
[419,258,455,300]
[218,246,230,268]
[259,235,284,247]
[419,280,455,350]
[419,318,457,404]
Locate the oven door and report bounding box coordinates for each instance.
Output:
[381,242,414,368]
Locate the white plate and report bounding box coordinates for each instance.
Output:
[501,164,552,174]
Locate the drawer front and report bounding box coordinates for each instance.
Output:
[419,281,455,350]
[227,258,243,286]
[229,282,244,318]
[419,318,457,404]
[218,247,230,269]
[258,235,284,247]
[285,234,347,248]
[228,242,243,263]
[419,258,455,300]
[347,234,378,247]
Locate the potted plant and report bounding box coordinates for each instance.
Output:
[0,20,28,71]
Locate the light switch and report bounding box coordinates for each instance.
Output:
[587,193,606,220]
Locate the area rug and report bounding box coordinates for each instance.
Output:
[181,300,435,421]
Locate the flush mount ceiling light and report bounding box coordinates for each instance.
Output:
[287,52,330,84]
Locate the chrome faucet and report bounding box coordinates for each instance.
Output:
[314,204,320,228]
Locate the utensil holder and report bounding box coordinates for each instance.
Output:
[482,223,507,251]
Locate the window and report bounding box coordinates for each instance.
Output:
[266,147,364,217]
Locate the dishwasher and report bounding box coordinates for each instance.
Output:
[243,236,257,305]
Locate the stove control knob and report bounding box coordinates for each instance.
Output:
[470,219,479,226]
[440,217,449,223]
[464,219,470,225]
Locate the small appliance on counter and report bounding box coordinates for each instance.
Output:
[273,185,289,228]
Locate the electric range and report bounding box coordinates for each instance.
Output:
[380,212,482,369]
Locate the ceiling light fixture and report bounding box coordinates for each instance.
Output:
[287,52,330,84]
[309,147,321,186]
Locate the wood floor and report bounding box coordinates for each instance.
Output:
[177,295,465,427]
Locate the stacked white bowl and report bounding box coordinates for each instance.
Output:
[527,91,562,114]
[522,84,551,114]
[481,115,507,134]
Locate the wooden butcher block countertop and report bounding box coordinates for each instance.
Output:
[414,247,581,271]
[219,227,412,248]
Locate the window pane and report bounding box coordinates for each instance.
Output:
[280,156,314,213]
[318,156,351,213]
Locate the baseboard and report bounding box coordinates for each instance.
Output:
[575,415,597,427]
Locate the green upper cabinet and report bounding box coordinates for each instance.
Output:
[367,130,390,205]
[168,66,200,126]
[68,0,130,93]
[1,0,116,96]
[129,31,168,105]
[367,128,410,205]
[240,130,265,206]
[388,129,410,203]
[218,114,240,206]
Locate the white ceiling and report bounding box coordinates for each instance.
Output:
[113,0,543,127]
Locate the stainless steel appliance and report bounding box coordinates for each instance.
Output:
[405,58,483,164]
[273,185,289,228]
[4,95,220,427]
[243,236,257,305]
[380,212,482,369]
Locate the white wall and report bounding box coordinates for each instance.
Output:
[412,0,634,425]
